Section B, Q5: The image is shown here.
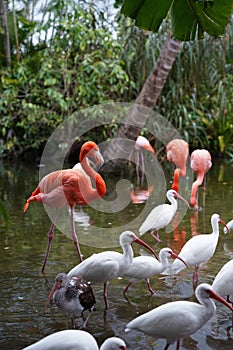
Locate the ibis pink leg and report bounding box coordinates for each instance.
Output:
[123,282,132,295]
[103,282,109,309]
[42,208,59,272]
[146,278,155,295]
[151,229,162,242]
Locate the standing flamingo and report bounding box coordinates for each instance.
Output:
[67,231,158,309]
[166,214,228,286]
[129,135,155,186]
[44,273,96,329]
[24,141,106,272]
[190,149,212,209]
[166,139,189,193]
[122,247,188,295]
[22,329,127,350]
[125,283,233,350]
[139,189,189,241]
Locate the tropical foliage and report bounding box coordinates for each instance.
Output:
[0,0,233,159]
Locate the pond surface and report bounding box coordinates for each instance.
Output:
[0,157,233,350]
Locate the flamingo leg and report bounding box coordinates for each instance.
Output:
[146,278,155,295]
[150,229,162,242]
[123,282,132,295]
[103,281,109,309]
[203,175,207,192]
[140,151,145,186]
[163,344,170,350]
[70,206,83,263]
[176,339,180,350]
[136,151,140,186]
[42,208,60,273]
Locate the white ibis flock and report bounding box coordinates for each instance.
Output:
[23,139,233,350]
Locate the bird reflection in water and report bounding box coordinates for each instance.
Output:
[129,185,155,204]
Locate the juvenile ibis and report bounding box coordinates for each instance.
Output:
[44,273,96,329]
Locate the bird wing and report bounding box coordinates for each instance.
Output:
[67,252,122,283]
[172,234,218,273]
[126,301,207,343]
[123,256,161,280]
[212,259,233,296]
[139,204,174,234]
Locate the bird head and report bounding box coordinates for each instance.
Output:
[80,141,104,167]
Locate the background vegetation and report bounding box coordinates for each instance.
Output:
[0,0,233,159]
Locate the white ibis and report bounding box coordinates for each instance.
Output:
[44,273,96,329]
[125,283,233,350]
[166,214,228,286]
[23,141,106,272]
[190,149,212,209]
[166,139,189,193]
[224,219,233,233]
[212,259,233,306]
[139,189,189,241]
[67,231,158,308]
[22,329,127,350]
[122,247,188,295]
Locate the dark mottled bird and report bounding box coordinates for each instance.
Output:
[45,273,96,329]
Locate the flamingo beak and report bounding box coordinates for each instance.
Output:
[44,281,60,313]
[219,218,230,234]
[169,251,189,267]
[92,150,104,167]
[175,192,190,209]
[133,237,159,260]
[209,289,233,312]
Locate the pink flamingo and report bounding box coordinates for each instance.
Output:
[166,139,189,193]
[24,141,106,272]
[190,149,212,209]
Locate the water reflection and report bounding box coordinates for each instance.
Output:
[0,159,233,349]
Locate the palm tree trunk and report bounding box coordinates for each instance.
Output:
[0,0,11,67]
[103,34,182,168]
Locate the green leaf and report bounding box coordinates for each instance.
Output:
[121,0,233,40]
[121,0,173,32]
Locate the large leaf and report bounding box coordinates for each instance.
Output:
[121,0,233,41]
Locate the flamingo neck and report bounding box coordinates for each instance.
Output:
[190,172,205,207]
[81,156,106,198]
[171,168,180,192]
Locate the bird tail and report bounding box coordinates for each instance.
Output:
[23,187,41,213]
[23,201,30,213]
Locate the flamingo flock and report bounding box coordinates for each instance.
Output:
[22,138,233,350]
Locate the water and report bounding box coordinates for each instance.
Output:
[0,158,233,349]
